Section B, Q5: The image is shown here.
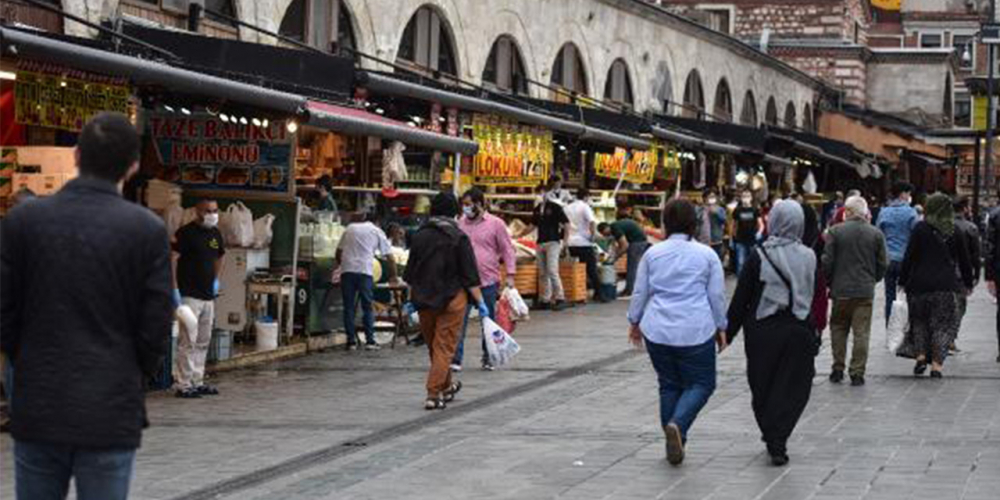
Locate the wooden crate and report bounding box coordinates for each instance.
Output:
[533,261,586,303]
[615,257,627,275]
[503,262,538,296]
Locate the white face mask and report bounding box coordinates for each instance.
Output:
[741,196,753,205]
[463,206,476,219]
[202,213,219,228]
[707,197,717,205]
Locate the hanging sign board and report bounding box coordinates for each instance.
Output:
[974,96,989,131]
[14,70,129,132]
[594,146,657,184]
[147,113,293,193]
[471,114,552,186]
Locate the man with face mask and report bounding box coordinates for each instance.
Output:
[454,187,516,371]
[732,190,763,276]
[696,189,727,262]
[172,199,226,399]
[875,182,916,323]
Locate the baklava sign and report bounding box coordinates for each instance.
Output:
[148,113,293,192]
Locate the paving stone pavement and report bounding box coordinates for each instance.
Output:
[2,282,999,500]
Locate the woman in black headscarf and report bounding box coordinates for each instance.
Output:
[726,200,819,466]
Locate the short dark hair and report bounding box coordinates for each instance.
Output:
[430,192,459,217]
[462,186,485,206]
[954,195,970,212]
[576,188,590,199]
[597,222,611,234]
[662,198,697,238]
[702,188,716,198]
[77,112,140,182]
[891,182,914,199]
[317,175,333,192]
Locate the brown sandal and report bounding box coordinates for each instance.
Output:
[443,381,462,402]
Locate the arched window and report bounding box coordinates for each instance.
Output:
[551,43,589,99]
[653,62,672,114]
[944,74,953,125]
[482,36,528,95]
[784,102,797,129]
[397,5,458,75]
[278,0,353,53]
[713,79,733,122]
[765,97,778,126]
[603,59,634,107]
[741,90,757,126]
[803,103,814,132]
[682,70,705,119]
[205,0,238,27]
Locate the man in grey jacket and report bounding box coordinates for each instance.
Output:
[822,195,887,386]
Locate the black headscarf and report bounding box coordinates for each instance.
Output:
[799,201,820,248]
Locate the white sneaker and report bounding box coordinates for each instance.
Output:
[450,363,463,372]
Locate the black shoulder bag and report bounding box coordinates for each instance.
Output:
[757,245,822,357]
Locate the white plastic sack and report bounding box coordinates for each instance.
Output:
[252,214,276,249]
[483,317,520,368]
[886,296,908,353]
[502,287,530,321]
[803,170,818,195]
[382,141,408,189]
[221,201,254,247]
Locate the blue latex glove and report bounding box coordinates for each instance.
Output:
[477,301,490,320]
[172,289,182,307]
[212,279,221,297]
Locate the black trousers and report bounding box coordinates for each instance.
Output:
[568,246,599,292]
[744,315,816,452]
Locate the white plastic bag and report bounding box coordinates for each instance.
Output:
[502,287,530,321]
[483,317,520,368]
[252,214,275,249]
[221,201,254,247]
[803,170,818,195]
[886,295,908,353]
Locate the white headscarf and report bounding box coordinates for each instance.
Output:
[756,200,816,321]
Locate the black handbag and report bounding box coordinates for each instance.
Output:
[757,246,822,356]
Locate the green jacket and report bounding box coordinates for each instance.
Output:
[822,219,888,299]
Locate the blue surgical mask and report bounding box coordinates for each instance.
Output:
[463,206,476,219]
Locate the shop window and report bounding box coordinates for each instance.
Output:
[551,43,589,98]
[279,1,355,53]
[701,8,732,35]
[682,69,705,119]
[603,59,634,107]
[765,97,778,126]
[741,90,757,126]
[397,6,458,76]
[954,93,971,128]
[920,33,942,49]
[482,36,528,95]
[713,78,732,122]
[953,34,974,70]
[784,102,796,129]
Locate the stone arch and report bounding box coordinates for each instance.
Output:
[740,90,758,127]
[550,42,590,99]
[651,60,674,115]
[543,19,594,99]
[603,58,634,107]
[765,97,779,126]
[482,34,530,95]
[803,103,813,131]
[713,78,733,122]
[395,3,462,76]
[469,9,540,96]
[682,69,705,119]
[784,101,797,129]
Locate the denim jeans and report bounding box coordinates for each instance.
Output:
[624,241,651,296]
[453,284,499,366]
[342,272,375,345]
[734,242,753,277]
[645,338,717,440]
[15,440,136,500]
[884,260,902,324]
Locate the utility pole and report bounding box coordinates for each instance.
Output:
[987,0,997,206]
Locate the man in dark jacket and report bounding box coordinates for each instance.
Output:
[822,195,887,386]
[404,192,487,410]
[953,196,981,350]
[0,113,173,500]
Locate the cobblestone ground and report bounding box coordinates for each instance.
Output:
[2,282,999,500]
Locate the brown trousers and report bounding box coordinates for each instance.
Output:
[419,292,467,398]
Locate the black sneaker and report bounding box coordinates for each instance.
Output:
[481,361,495,371]
[930,370,943,379]
[345,342,358,352]
[829,370,844,384]
[196,385,219,396]
[175,388,202,399]
[767,444,789,466]
[850,376,865,387]
[551,301,568,312]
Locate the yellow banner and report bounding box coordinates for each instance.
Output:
[871,0,899,10]
[15,70,129,132]
[471,114,552,186]
[594,147,657,184]
[974,96,989,131]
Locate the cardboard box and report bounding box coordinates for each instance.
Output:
[12,173,70,196]
[11,173,42,193]
[16,147,76,175]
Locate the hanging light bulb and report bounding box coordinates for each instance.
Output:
[239,116,248,125]
[286,120,299,133]
[163,104,175,113]
[180,107,191,116]
[252,118,262,127]
[219,113,230,123]
[262,119,270,128]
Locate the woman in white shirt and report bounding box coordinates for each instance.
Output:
[627,199,729,466]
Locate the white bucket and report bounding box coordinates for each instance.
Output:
[255,321,279,352]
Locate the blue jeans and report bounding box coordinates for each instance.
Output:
[342,272,375,345]
[15,440,136,500]
[734,242,753,277]
[645,338,717,440]
[884,260,902,324]
[452,284,499,366]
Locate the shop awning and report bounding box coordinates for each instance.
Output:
[305,101,479,155]
[359,71,650,150]
[902,149,950,168]
[649,122,793,167]
[0,26,307,116]
[768,131,859,171]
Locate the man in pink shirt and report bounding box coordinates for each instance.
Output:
[453,187,517,371]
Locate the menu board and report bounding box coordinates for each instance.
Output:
[471,114,552,187]
[15,70,130,132]
[594,147,657,184]
[147,113,293,193]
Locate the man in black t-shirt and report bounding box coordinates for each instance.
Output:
[731,190,761,276]
[172,199,225,399]
[533,194,570,310]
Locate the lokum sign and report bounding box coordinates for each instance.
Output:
[594,147,656,184]
[471,114,552,186]
[147,113,293,193]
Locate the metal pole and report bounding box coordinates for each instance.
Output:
[987,0,997,203]
[975,133,982,221]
